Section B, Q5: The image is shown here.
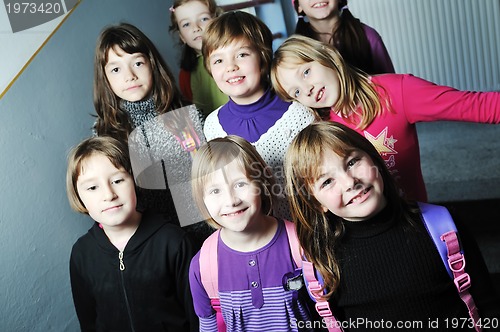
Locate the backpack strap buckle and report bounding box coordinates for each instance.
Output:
[448,253,466,273]
[315,301,333,317]
[454,273,471,292]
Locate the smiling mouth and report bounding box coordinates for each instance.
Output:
[346,187,371,205]
[222,207,247,217]
[227,76,244,84]
[316,87,324,102]
[312,2,328,8]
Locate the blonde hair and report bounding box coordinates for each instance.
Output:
[191,136,276,229]
[270,35,387,130]
[285,121,414,298]
[66,136,133,214]
[202,11,273,86]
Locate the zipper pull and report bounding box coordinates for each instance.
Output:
[119,251,125,271]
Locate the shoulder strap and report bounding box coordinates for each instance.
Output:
[199,229,226,332]
[284,220,303,268]
[284,220,343,332]
[417,202,481,332]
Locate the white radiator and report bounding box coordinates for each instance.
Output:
[349,0,500,91]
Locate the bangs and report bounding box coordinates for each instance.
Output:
[101,32,147,64]
[290,134,354,187]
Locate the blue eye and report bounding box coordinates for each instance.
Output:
[293,89,300,98]
[303,68,310,77]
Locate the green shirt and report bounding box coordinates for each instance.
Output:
[191,56,228,118]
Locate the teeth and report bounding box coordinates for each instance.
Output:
[224,211,241,216]
[313,2,327,8]
[227,77,243,83]
[316,89,324,102]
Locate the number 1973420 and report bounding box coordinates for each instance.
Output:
[5,2,62,14]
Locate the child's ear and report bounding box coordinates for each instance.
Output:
[321,205,329,213]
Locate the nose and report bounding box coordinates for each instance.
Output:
[102,184,117,201]
[225,59,238,73]
[306,85,314,97]
[339,172,360,192]
[124,67,137,82]
[224,188,242,207]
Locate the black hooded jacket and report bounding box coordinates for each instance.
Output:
[70,212,199,332]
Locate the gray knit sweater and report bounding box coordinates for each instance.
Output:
[123,99,206,228]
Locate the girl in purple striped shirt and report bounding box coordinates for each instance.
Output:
[189,136,316,332]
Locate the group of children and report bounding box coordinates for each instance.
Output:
[66,1,500,331]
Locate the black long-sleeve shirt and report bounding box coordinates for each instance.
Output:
[330,204,499,331]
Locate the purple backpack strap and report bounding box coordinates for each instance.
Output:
[418,202,481,332]
[199,229,226,332]
[284,220,343,332]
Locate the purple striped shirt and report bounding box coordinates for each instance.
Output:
[189,220,313,331]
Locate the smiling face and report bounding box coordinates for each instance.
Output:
[104,46,153,102]
[276,59,340,108]
[297,0,339,20]
[208,38,264,104]
[311,148,386,222]
[76,154,141,230]
[202,158,263,235]
[175,0,213,53]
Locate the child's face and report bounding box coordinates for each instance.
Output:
[297,0,339,20]
[175,0,213,53]
[202,158,263,234]
[77,154,140,229]
[105,46,153,102]
[311,148,386,222]
[276,59,340,109]
[208,38,265,104]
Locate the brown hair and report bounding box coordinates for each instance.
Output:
[202,11,273,86]
[191,136,276,229]
[285,121,417,298]
[168,0,224,71]
[66,136,132,213]
[293,0,378,74]
[93,22,185,142]
[270,35,389,130]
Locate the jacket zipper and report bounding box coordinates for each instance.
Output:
[119,251,136,332]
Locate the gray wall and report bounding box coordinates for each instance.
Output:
[0,1,184,330]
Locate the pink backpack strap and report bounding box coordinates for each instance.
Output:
[199,229,226,332]
[418,202,481,332]
[441,231,482,332]
[284,220,302,268]
[284,220,343,332]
